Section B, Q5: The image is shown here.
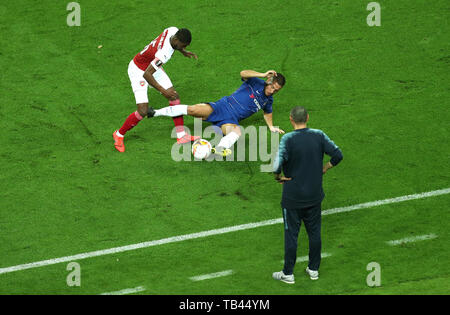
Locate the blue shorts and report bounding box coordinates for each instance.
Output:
[205,98,240,127]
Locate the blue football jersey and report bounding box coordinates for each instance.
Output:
[223,77,273,122]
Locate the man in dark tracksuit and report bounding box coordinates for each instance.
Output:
[272,106,343,284]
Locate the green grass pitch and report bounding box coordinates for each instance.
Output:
[0,0,449,295]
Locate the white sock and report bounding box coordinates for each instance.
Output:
[154,105,188,117]
[116,130,124,138]
[217,131,240,149]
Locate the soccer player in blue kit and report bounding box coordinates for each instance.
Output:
[148,69,286,156]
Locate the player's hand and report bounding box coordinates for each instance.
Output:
[323,162,333,174]
[264,70,277,80]
[270,126,285,134]
[162,89,179,101]
[274,174,292,184]
[182,50,198,59]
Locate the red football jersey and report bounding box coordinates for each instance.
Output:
[133,27,178,71]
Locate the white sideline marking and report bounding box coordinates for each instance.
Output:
[189,270,234,281]
[321,188,450,216]
[99,286,146,295]
[281,252,332,264]
[0,188,448,275]
[387,234,438,246]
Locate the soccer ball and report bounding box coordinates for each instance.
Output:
[192,139,212,160]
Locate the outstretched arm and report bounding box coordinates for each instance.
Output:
[240,70,277,81]
[263,112,285,134]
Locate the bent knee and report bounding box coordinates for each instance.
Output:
[137,103,149,117]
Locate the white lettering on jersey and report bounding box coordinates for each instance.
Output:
[253,98,261,110]
[158,31,167,50]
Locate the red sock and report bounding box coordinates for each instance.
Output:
[169,99,185,134]
[118,111,143,136]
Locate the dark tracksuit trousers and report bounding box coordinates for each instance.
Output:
[273,127,343,276]
[282,203,322,275]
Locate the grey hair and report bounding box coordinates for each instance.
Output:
[290,106,308,123]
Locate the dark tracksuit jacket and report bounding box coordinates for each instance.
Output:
[273,128,343,209]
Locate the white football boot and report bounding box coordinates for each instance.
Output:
[272,271,295,284]
[305,267,319,280]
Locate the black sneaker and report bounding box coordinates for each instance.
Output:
[147,107,155,118]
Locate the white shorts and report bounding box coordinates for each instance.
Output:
[127,60,173,104]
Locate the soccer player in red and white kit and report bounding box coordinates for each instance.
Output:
[113,27,199,152]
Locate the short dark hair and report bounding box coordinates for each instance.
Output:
[290,106,308,123]
[273,73,286,86]
[175,28,192,44]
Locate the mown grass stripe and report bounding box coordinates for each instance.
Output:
[0,188,448,275]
